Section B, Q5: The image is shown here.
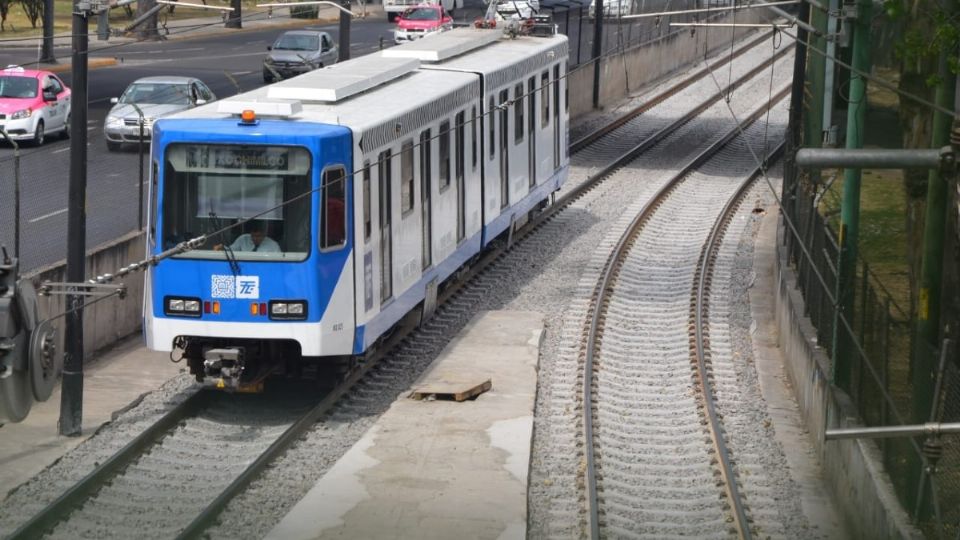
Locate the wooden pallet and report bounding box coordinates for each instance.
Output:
[409,375,492,402]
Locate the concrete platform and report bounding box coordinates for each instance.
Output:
[0,337,183,495]
[267,310,545,540]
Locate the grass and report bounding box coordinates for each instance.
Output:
[0,0,262,38]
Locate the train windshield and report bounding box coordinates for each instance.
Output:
[162,144,312,261]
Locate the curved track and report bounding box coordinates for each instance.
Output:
[579,92,789,537]
[5,31,795,539]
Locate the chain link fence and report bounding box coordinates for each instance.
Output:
[783,167,958,538]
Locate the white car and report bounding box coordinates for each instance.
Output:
[104,76,215,151]
[496,0,539,19]
[0,66,71,146]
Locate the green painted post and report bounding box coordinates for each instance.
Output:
[831,0,872,389]
[912,50,958,423]
[802,5,827,151]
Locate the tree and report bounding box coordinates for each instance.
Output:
[0,0,12,31]
[20,0,44,28]
[135,0,161,40]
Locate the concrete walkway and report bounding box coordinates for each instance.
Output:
[0,337,183,495]
[267,310,545,540]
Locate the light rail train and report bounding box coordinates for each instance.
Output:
[144,26,569,388]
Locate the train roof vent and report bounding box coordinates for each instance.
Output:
[381,28,502,62]
[267,55,420,103]
[218,98,302,117]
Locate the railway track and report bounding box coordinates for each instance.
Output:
[579,91,789,537]
[4,33,795,539]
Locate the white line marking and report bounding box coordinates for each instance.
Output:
[52,147,70,154]
[232,70,253,76]
[29,207,68,223]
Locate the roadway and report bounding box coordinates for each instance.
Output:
[0,0,676,271]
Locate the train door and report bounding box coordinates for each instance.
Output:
[528,76,536,190]
[379,149,393,302]
[499,89,509,209]
[455,110,466,242]
[420,129,432,269]
[553,65,561,170]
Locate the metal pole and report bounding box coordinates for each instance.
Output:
[830,0,871,390]
[41,0,56,63]
[913,43,959,424]
[339,0,351,61]
[796,148,946,169]
[913,340,952,521]
[783,0,809,221]
[60,0,89,437]
[821,0,839,145]
[591,0,603,108]
[825,422,960,440]
[577,6,584,65]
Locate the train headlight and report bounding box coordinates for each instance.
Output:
[165,296,202,317]
[268,300,307,320]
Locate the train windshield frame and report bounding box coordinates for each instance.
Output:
[161,143,313,262]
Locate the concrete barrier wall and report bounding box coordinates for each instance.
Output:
[26,231,146,359]
[774,221,923,540]
[569,10,762,121]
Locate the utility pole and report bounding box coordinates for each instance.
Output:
[339,0,350,61]
[40,0,56,63]
[830,0,871,389]
[59,0,90,437]
[591,0,603,108]
[783,0,810,217]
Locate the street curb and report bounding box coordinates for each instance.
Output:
[44,57,119,73]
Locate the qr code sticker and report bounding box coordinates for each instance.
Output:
[211,275,235,298]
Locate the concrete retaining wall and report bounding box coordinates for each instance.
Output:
[569,10,762,121]
[26,231,146,359]
[774,221,922,539]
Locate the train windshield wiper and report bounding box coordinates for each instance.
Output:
[209,211,241,276]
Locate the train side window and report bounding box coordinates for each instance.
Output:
[541,71,550,128]
[363,161,371,241]
[564,62,569,112]
[320,165,347,250]
[514,83,524,144]
[455,111,465,184]
[439,120,451,190]
[401,140,415,215]
[488,95,495,158]
[471,106,477,170]
[420,129,432,189]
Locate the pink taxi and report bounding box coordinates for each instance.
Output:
[394,4,454,44]
[0,66,72,146]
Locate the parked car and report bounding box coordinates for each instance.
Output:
[394,5,454,44]
[104,76,215,151]
[263,30,339,83]
[0,65,71,146]
[495,0,539,19]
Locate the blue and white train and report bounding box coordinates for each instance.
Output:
[144,26,569,388]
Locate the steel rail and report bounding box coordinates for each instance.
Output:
[580,87,789,539]
[570,29,788,153]
[9,390,212,539]
[691,140,785,540]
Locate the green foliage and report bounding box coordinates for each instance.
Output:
[887,0,960,87]
[290,4,319,18]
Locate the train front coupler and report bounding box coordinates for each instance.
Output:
[202,347,246,391]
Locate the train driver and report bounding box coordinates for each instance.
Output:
[215,221,281,253]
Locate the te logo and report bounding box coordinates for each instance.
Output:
[236,276,260,299]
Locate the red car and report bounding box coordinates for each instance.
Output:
[394,4,453,44]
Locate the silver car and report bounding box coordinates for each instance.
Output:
[262,30,339,83]
[104,76,215,151]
